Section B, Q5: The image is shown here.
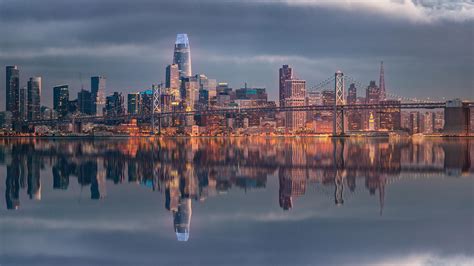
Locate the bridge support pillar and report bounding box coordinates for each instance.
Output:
[333,71,345,136]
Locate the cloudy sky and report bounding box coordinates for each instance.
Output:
[1,0,473,108]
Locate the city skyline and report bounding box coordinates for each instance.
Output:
[1,0,473,109]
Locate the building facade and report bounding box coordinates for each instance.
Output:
[279,65,293,107]
[27,77,42,121]
[173,34,192,78]
[6,66,20,118]
[91,76,106,116]
[53,85,69,118]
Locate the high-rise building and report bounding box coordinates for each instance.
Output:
[365,81,380,130]
[173,34,192,78]
[6,66,20,117]
[127,93,141,115]
[91,76,106,116]
[166,64,180,89]
[77,89,92,115]
[379,100,401,131]
[19,86,28,121]
[347,84,362,131]
[27,77,41,121]
[284,79,306,131]
[279,65,293,107]
[53,85,69,118]
[181,76,199,111]
[104,92,125,116]
[347,83,357,104]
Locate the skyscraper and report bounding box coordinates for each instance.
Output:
[127,93,141,115]
[6,66,20,117]
[27,77,41,121]
[166,64,180,89]
[104,92,125,117]
[19,86,28,121]
[284,79,306,131]
[91,76,106,116]
[379,61,386,101]
[173,34,192,78]
[77,89,92,115]
[53,85,69,118]
[279,65,293,107]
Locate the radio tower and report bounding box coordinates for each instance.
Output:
[379,61,386,100]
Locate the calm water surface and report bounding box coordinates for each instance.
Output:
[0,137,473,266]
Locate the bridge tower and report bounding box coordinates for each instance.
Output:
[152,84,162,135]
[333,71,345,136]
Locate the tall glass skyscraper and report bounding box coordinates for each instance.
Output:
[6,66,20,117]
[173,34,192,78]
[91,76,106,116]
[53,85,69,118]
[27,77,42,121]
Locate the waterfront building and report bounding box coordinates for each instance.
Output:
[284,79,306,131]
[91,76,106,116]
[444,99,471,135]
[379,100,401,131]
[19,86,27,121]
[365,81,380,130]
[53,85,69,118]
[279,65,293,107]
[166,64,180,90]
[127,93,141,115]
[27,77,42,121]
[105,92,125,116]
[5,66,20,118]
[181,76,199,111]
[77,89,93,115]
[140,90,153,115]
[173,34,192,78]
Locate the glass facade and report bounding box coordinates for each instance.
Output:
[173,34,192,78]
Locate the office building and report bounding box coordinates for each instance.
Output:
[127,93,141,115]
[91,76,106,115]
[166,64,180,90]
[27,77,41,121]
[379,100,401,131]
[279,65,293,107]
[6,66,20,117]
[284,79,306,131]
[77,89,93,115]
[105,92,125,116]
[173,34,192,78]
[53,85,69,118]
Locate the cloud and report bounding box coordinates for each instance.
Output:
[373,253,474,266]
[264,0,474,23]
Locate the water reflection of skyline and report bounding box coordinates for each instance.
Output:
[1,138,472,241]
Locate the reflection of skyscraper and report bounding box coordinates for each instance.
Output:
[6,160,21,210]
[173,198,192,241]
[27,155,41,200]
[173,34,192,78]
[278,167,306,210]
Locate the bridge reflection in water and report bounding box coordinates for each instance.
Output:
[1,137,472,241]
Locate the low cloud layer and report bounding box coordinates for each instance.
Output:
[0,0,472,107]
